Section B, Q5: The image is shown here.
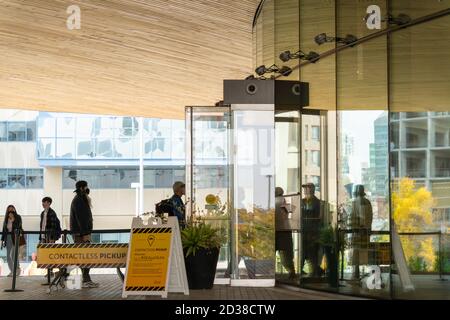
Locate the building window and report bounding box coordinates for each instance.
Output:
[7,169,25,189]
[0,122,7,141]
[311,150,320,166]
[0,169,43,189]
[311,126,320,141]
[0,121,36,142]
[0,169,7,188]
[62,167,186,189]
[311,176,320,192]
[26,169,44,188]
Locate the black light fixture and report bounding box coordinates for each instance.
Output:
[314,33,358,46]
[279,65,293,77]
[385,14,411,25]
[279,50,320,63]
[253,64,292,78]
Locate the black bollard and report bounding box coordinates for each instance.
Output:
[4,229,24,292]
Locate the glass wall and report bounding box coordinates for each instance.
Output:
[37,113,184,160]
[389,0,450,299]
[253,0,450,299]
[232,109,275,281]
[185,107,231,280]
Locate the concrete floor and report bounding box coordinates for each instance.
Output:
[0,275,359,300]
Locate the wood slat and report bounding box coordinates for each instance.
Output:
[0,0,258,119]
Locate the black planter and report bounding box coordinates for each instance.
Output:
[184,247,219,289]
[324,245,338,287]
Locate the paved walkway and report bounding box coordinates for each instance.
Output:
[0,275,360,300]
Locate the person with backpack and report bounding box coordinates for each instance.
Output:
[155,181,186,228]
[39,197,62,244]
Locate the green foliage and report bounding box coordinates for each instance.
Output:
[181,222,224,258]
[433,252,450,273]
[319,225,335,246]
[238,208,275,260]
[408,256,428,272]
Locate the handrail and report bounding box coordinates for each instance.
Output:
[271,8,450,79]
[6,229,131,235]
[252,0,266,28]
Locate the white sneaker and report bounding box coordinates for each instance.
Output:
[7,273,13,277]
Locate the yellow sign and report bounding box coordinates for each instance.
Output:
[36,243,128,268]
[124,227,172,291]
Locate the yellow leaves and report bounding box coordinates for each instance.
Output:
[392,177,436,232]
[393,178,437,271]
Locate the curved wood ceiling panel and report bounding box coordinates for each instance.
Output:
[0,0,257,119]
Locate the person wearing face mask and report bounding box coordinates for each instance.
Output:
[1,205,23,277]
[70,180,98,288]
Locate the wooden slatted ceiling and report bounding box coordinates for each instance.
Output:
[0,0,257,119]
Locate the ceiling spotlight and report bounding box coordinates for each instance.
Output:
[254,64,293,77]
[279,66,293,77]
[304,51,320,63]
[279,50,320,63]
[314,33,358,46]
[255,65,271,76]
[385,14,411,25]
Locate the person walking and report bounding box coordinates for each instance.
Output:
[40,196,61,281]
[70,180,98,288]
[1,205,23,277]
[40,197,61,244]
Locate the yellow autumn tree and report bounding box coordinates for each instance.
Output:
[392,178,437,271]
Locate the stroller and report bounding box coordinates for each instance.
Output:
[47,265,78,294]
[46,235,84,294]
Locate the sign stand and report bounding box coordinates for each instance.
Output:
[122,216,189,299]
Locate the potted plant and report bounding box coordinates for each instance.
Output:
[238,207,275,279]
[181,221,224,289]
[319,224,339,287]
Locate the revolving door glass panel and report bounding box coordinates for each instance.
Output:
[275,110,301,284]
[185,107,231,280]
[231,109,276,281]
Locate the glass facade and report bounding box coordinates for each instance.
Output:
[37,113,184,160]
[253,0,450,299]
[0,121,36,142]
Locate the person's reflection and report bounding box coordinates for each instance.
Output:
[350,185,373,280]
[301,183,323,277]
[275,187,296,280]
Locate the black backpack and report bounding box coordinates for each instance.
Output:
[155,198,174,217]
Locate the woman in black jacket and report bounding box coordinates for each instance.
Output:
[70,180,97,288]
[1,205,23,277]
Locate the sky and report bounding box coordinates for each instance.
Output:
[341,110,386,184]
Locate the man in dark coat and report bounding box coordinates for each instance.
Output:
[301,183,324,277]
[70,180,98,288]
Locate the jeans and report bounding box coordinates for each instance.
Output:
[6,234,20,273]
